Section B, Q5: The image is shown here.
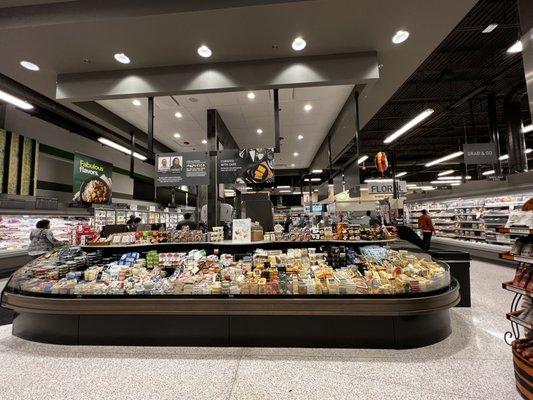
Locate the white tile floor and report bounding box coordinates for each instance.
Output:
[0,260,523,400]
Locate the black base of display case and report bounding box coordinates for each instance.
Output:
[11,311,452,349]
[5,281,459,349]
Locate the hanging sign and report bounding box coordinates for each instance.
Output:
[218,148,274,184]
[375,152,389,173]
[367,180,407,195]
[463,143,498,164]
[343,159,360,192]
[155,152,209,187]
[333,174,344,195]
[72,153,113,204]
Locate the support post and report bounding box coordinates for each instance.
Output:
[147,97,154,160]
[207,110,219,229]
[487,92,502,175]
[129,131,135,179]
[273,89,280,153]
[504,92,528,173]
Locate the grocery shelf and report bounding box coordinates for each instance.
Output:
[502,281,533,297]
[506,310,533,331]
[498,227,533,235]
[500,253,533,265]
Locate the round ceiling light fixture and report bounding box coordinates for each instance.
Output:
[292,37,306,51]
[202,139,208,144]
[291,164,295,167]
[20,60,40,71]
[247,92,256,100]
[297,134,304,140]
[175,112,183,118]
[392,30,410,44]
[256,128,263,134]
[293,152,299,157]
[132,99,141,106]
[114,53,130,64]
[173,133,181,138]
[304,104,312,112]
[197,45,212,58]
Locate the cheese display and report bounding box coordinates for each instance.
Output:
[6,245,449,296]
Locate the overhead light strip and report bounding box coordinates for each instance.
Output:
[425,151,463,167]
[0,90,33,110]
[383,108,434,144]
[98,137,147,161]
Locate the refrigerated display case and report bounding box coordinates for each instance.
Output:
[1,240,459,348]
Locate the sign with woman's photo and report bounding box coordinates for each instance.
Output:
[218,148,274,184]
[155,152,209,187]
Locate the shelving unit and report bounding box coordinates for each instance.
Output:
[405,193,533,258]
[501,230,533,400]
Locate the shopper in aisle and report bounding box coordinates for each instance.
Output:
[360,211,371,226]
[27,219,65,258]
[283,215,292,233]
[418,209,435,251]
[177,213,198,230]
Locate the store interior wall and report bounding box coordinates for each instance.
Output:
[3,106,161,205]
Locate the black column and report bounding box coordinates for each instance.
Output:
[147,97,154,160]
[504,92,527,173]
[487,92,502,175]
[207,109,218,228]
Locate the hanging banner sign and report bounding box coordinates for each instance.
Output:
[367,180,407,195]
[72,153,113,204]
[463,143,498,164]
[343,159,360,192]
[333,174,344,195]
[218,148,274,184]
[155,152,209,187]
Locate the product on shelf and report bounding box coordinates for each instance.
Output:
[6,245,450,297]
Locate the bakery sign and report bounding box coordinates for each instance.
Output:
[367,180,407,195]
[463,143,498,164]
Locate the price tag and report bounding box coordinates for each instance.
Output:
[510,228,530,235]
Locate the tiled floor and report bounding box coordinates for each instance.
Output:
[0,261,522,400]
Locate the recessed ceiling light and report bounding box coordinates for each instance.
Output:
[304,104,312,112]
[19,60,39,71]
[312,169,323,174]
[114,53,130,64]
[201,139,208,144]
[297,134,304,140]
[293,152,299,156]
[396,171,407,178]
[392,30,410,44]
[174,133,181,138]
[247,92,255,100]
[482,23,498,33]
[507,40,523,53]
[256,128,263,134]
[0,89,33,110]
[292,37,306,51]
[305,178,321,182]
[175,112,183,118]
[197,45,212,58]
[132,99,141,106]
[291,164,295,167]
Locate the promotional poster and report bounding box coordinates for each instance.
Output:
[218,148,274,184]
[155,152,209,187]
[72,153,113,204]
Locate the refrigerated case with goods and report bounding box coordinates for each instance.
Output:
[1,239,459,348]
[405,192,533,260]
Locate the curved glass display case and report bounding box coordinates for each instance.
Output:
[5,245,450,297]
[1,241,459,348]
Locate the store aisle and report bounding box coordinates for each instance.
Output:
[0,261,521,400]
